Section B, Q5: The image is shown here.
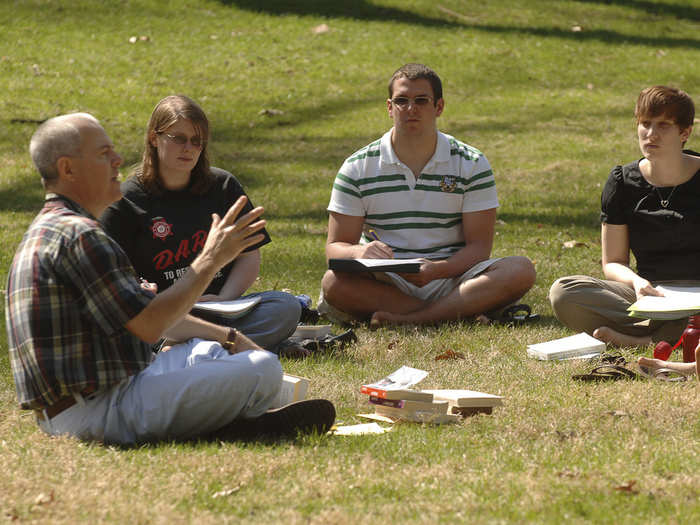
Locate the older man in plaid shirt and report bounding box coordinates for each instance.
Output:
[5,113,334,444]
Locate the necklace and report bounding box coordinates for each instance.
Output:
[655,186,677,208]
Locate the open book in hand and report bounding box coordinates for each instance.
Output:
[628,285,700,320]
[191,296,261,319]
[329,258,422,273]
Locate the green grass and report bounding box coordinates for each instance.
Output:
[1,0,699,523]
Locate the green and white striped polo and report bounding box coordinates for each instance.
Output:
[328,129,499,260]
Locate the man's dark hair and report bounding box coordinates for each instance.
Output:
[388,63,443,104]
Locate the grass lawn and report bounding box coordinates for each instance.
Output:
[1,0,699,523]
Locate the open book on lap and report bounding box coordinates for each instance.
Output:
[191,296,262,319]
[628,285,700,320]
[328,258,422,273]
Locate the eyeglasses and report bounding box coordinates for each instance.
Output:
[390,96,434,110]
[160,132,205,149]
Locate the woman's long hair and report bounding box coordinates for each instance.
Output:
[136,95,214,195]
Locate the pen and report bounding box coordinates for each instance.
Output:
[368,229,380,241]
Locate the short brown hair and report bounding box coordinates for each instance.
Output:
[136,95,213,195]
[388,63,443,104]
[635,86,695,129]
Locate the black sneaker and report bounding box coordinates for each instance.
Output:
[211,399,336,441]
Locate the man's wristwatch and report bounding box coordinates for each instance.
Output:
[222,328,238,351]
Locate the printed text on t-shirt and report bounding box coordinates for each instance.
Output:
[153,230,207,270]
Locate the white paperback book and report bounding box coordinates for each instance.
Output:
[628,285,700,320]
[526,332,605,361]
[191,296,261,318]
[422,389,504,408]
[269,374,310,409]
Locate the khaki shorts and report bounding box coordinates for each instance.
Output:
[318,257,501,323]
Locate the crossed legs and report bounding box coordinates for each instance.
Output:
[321,256,535,326]
[549,275,688,346]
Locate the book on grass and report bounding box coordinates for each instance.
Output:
[526,332,605,361]
[191,296,261,319]
[290,324,332,342]
[373,404,460,424]
[422,389,503,409]
[360,385,434,402]
[628,285,700,320]
[361,365,432,401]
[269,374,309,409]
[369,395,448,413]
[329,258,422,274]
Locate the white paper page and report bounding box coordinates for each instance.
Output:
[355,258,424,268]
[365,366,428,390]
[192,296,261,314]
[629,285,700,312]
[527,332,604,353]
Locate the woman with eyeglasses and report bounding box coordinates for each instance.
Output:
[100,95,302,353]
[549,86,700,354]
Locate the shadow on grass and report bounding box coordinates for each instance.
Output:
[0,186,45,213]
[219,0,461,27]
[499,208,599,230]
[219,0,699,49]
[573,0,700,21]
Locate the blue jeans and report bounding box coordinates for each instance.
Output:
[37,339,282,445]
[195,291,301,351]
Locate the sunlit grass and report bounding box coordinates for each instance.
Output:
[1,0,699,522]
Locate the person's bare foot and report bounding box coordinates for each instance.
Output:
[638,356,696,376]
[592,326,651,347]
[475,314,491,325]
[369,311,402,329]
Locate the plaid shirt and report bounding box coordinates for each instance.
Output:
[5,194,155,409]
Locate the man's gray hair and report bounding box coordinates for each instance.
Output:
[29,113,99,181]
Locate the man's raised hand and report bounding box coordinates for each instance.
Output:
[202,196,266,269]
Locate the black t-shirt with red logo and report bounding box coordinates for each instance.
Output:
[100,167,270,295]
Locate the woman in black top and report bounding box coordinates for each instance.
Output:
[101,95,301,352]
[550,86,700,354]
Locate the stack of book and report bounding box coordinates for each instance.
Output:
[361,384,458,423]
[361,385,503,423]
[423,389,504,416]
[360,366,503,423]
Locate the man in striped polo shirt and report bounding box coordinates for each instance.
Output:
[320,63,536,326]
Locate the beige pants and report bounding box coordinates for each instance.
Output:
[548,275,696,344]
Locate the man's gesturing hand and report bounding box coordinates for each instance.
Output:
[200,196,266,270]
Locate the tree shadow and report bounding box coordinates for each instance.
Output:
[218,0,461,28]
[573,0,700,22]
[0,185,45,213]
[470,23,699,49]
[220,0,700,49]
[498,206,599,231]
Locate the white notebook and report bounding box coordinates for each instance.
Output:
[526,332,605,361]
[628,285,700,320]
[191,296,261,318]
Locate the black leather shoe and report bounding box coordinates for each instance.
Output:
[210,399,336,441]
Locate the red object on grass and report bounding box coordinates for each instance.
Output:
[653,341,673,360]
[681,315,700,363]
